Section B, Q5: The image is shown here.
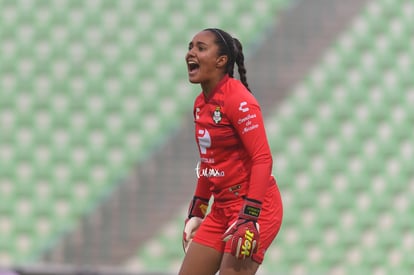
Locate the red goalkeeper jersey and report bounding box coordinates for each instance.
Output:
[193,75,275,203]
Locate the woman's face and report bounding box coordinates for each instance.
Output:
[185,30,227,85]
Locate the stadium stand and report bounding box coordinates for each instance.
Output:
[127,0,414,274]
[0,0,291,268]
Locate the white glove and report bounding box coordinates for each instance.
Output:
[182,217,203,253]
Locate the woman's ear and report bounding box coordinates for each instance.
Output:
[216,55,228,68]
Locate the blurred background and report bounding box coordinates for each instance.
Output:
[0,0,413,274]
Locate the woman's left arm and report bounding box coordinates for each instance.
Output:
[227,93,273,203]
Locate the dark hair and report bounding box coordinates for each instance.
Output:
[204,28,251,92]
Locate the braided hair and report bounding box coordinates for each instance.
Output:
[204,28,251,92]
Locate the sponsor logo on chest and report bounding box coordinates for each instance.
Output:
[195,161,225,178]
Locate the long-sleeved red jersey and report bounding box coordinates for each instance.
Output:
[193,75,275,203]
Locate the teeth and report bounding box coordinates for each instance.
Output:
[188,61,197,65]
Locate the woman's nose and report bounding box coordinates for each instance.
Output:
[187,49,194,56]
[185,50,194,60]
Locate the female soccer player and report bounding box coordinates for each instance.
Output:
[179,28,283,275]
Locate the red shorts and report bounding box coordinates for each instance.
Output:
[192,183,283,264]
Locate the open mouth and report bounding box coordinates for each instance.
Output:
[187,61,200,73]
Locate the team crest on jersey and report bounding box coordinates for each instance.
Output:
[212,106,222,124]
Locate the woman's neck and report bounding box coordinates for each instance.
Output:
[201,73,227,97]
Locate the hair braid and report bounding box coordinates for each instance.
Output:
[233,38,250,92]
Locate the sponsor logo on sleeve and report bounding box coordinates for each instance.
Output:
[239,101,249,112]
[238,113,259,134]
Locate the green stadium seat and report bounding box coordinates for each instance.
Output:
[0,193,15,216]
[0,237,14,265]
